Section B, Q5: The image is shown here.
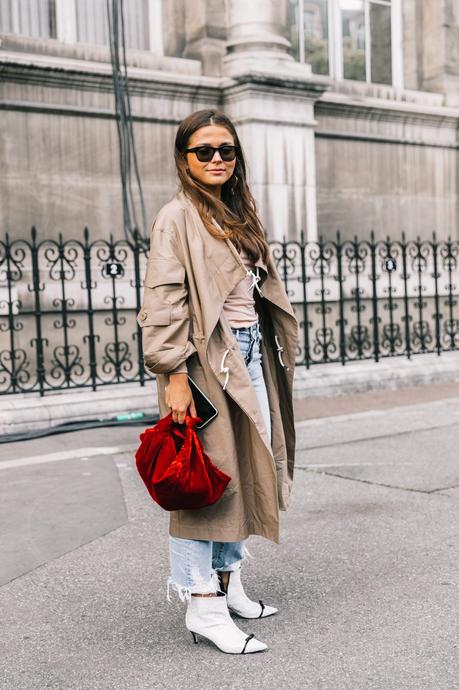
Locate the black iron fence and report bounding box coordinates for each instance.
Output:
[1,228,458,396]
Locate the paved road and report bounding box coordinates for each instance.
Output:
[0,394,458,689]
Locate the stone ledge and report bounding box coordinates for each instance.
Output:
[293,351,459,398]
[1,351,458,436]
[0,32,202,74]
[0,382,158,436]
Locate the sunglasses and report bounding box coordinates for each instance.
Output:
[185,145,239,162]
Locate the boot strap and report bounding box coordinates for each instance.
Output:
[241,633,255,654]
[258,600,265,618]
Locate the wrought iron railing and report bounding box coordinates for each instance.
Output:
[1,228,458,396]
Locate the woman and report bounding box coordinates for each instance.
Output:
[137,109,298,654]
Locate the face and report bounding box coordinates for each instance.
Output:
[185,125,237,197]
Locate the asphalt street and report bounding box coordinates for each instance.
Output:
[0,389,458,690]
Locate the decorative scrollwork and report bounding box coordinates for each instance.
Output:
[440,243,458,273]
[0,241,28,283]
[411,320,433,349]
[0,308,24,332]
[1,229,458,394]
[95,239,130,279]
[101,341,133,378]
[314,303,332,315]
[0,348,31,389]
[347,325,372,354]
[344,241,369,275]
[270,242,298,277]
[382,300,399,313]
[407,241,431,274]
[49,344,85,382]
[52,297,77,329]
[102,292,127,327]
[308,242,335,277]
[43,241,80,282]
[377,242,402,274]
[312,327,337,359]
[442,318,459,347]
[381,323,403,351]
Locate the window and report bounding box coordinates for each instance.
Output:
[75,0,150,50]
[341,0,366,81]
[0,0,163,54]
[289,0,401,87]
[0,0,56,39]
[369,1,392,84]
[304,0,329,76]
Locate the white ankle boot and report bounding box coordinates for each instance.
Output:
[185,592,268,654]
[218,567,278,619]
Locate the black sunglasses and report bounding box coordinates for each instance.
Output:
[185,145,239,162]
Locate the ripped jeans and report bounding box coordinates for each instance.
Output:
[167,321,272,602]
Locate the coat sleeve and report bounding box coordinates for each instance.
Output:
[136,213,197,375]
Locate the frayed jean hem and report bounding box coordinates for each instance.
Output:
[166,543,256,602]
[166,570,220,603]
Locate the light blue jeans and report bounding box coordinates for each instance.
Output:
[167,321,272,602]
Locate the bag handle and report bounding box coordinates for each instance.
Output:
[171,411,201,428]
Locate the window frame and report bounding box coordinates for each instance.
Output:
[296,0,403,88]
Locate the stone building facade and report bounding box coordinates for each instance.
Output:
[1,0,458,243]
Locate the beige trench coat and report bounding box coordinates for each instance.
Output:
[136,190,298,544]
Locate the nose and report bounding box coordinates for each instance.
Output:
[210,149,223,163]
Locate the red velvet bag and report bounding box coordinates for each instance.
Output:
[135,412,231,511]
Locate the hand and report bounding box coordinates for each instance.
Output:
[165,373,197,424]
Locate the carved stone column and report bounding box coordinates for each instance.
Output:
[220,0,326,241]
[182,0,227,76]
[222,74,327,242]
[420,0,459,105]
[223,0,310,76]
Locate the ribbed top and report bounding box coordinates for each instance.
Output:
[222,247,259,328]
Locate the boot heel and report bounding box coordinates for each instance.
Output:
[190,631,198,644]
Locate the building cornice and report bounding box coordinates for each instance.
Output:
[1,50,458,142]
[0,50,221,97]
[318,91,459,127]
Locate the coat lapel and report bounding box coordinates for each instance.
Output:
[177,191,247,341]
[177,189,295,322]
[175,189,298,384]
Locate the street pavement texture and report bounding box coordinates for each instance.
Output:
[0,393,458,690]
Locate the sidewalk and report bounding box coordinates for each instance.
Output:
[1,396,458,689]
[1,351,458,436]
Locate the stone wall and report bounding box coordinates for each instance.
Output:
[315,81,459,241]
[0,0,458,245]
[0,33,213,241]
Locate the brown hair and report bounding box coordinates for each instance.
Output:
[174,109,269,263]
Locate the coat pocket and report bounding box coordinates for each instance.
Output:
[136,305,171,327]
